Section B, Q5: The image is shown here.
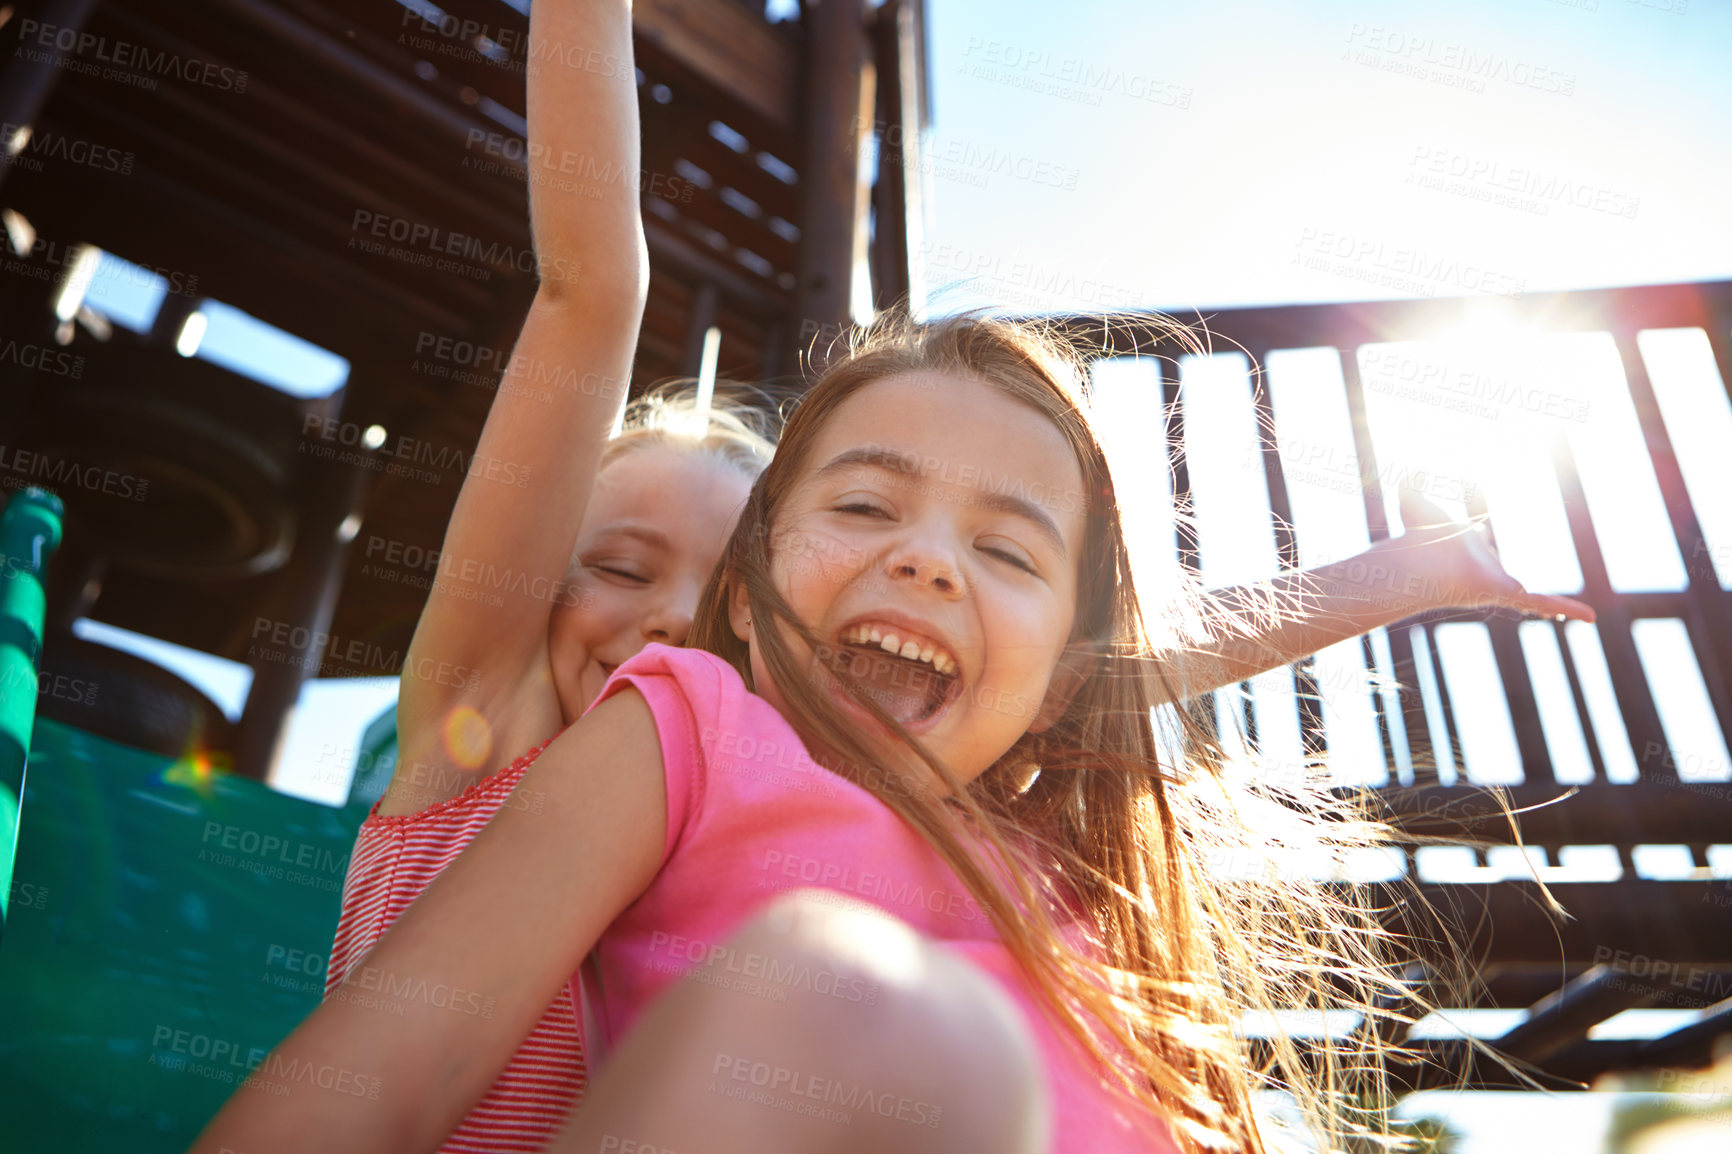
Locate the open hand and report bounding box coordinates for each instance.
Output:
[1386,480,1595,623]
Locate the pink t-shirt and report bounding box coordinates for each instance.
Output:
[592,643,1175,1154]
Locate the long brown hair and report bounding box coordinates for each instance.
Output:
[691,312,1427,1153]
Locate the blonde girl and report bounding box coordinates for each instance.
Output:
[317,0,771,1148]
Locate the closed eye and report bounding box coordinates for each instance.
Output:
[832,502,889,518]
[981,546,1037,575]
[592,564,650,584]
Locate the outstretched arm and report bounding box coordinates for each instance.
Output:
[1150,487,1595,704]
[395,0,646,747]
[188,689,667,1154]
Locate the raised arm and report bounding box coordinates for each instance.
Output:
[400,0,646,723]
[1149,488,1595,705]
[188,689,667,1154]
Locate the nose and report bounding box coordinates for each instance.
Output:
[883,533,967,600]
[641,594,696,646]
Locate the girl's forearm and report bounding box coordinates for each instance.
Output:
[527,0,647,302]
[193,692,669,1153]
[1154,538,1430,702]
[396,1,646,706]
[186,999,432,1154]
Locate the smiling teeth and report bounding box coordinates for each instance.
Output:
[839,624,957,676]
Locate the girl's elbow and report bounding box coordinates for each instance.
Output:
[532,231,648,316]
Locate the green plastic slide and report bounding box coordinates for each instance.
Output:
[0,620,398,1151]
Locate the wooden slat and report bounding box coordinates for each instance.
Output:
[647,182,797,276]
[96,0,532,227]
[1391,879,1732,965]
[187,0,506,163]
[298,0,533,119]
[644,215,788,318]
[634,0,798,131]
[5,155,479,352]
[1638,996,1732,1065]
[1365,780,1731,845]
[1612,326,1732,740]
[1550,438,1674,783]
[1055,281,1732,359]
[1495,966,1658,1064]
[655,114,802,227]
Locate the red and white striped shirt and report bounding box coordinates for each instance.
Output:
[326,737,585,1153]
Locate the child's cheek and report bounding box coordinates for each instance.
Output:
[777,558,832,616]
[553,575,613,647]
[553,573,594,620]
[775,522,870,598]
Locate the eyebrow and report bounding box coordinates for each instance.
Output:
[815,446,1070,559]
[589,522,673,551]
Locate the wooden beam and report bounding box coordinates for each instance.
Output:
[5,161,480,354]
[1552,438,1674,784]
[298,0,533,120]
[1389,879,1732,966]
[1611,326,1732,741]
[634,0,798,131]
[97,2,532,224]
[1638,996,1732,1065]
[235,450,371,780]
[870,0,921,313]
[195,0,506,158]
[1495,965,1658,1064]
[682,281,719,378]
[1363,780,1731,845]
[790,0,873,369]
[0,0,100,196]
[644,216,786,319]
[1051,281,1732,359]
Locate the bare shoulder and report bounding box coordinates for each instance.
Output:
[529,686,663,803]
[448,685,668,924]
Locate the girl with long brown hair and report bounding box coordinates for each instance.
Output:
[193,308,1589,1154]
[190,0,1596,1144]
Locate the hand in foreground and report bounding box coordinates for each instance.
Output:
[1382,480,1595,624]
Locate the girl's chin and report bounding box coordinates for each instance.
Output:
[800,729,956,803]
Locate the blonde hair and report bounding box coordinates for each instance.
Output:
[691,312,1447,1153]
[601,381,776,477]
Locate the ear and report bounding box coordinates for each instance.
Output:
[1029,641,1098,734]
[728,575,753,644]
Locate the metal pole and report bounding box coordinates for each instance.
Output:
[0,486,63,945]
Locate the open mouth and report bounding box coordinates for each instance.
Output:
[821,622,961,728]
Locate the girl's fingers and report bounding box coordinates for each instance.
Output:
[1509,591,1596,623]
[1397,482,1448,528]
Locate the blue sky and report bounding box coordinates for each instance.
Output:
[919,0,1731,313]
